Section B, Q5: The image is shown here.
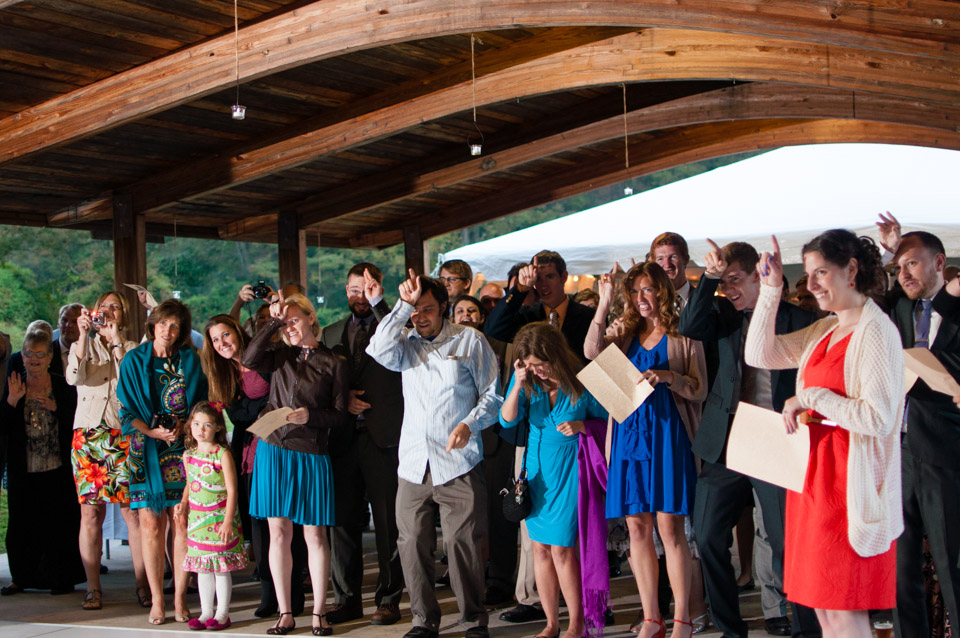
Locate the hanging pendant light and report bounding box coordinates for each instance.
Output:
[230,0,246,119]
[466,34,484,155]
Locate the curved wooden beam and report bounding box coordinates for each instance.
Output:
[346,119,960,248]
[3,0,959,164]
[288,83,959,231]
[54,29,960,224]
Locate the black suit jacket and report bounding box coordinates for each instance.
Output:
[321,298,403,453]
[679,276,817,465]
[484,288,596,363]
[0,372,77,479]
[892,288,960,469]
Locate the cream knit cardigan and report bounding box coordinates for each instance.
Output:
[745,284,904,557]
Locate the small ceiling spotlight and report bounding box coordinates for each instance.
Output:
[624,186,634,196]
[231,104,246,120]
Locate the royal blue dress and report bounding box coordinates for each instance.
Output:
[606,335,697,518]
[500,376,607,547]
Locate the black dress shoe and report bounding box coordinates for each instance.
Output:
[326,602,363,624]
[765,616,792,636]
[436,572,451,587]
[255,604,279,618]
[604,607,615,626]
[464,627,489,638]
[483,585,513,606]
[403,626,439,638]
[499,604,546,623]
[738,578,755,592]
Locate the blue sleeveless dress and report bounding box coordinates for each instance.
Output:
[606,335,697,517]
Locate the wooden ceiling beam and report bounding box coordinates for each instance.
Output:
[346,119,960,248]
[4,0,959,165]
[48,26,630,227]
[60,28,960,228]
[291,84,959,231]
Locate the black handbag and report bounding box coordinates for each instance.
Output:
[500,424,532,523]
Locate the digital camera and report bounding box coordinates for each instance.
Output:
[90,311,106,327]
[252,280,271,300]
[149,413,177,430]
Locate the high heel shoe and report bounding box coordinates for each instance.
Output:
[673,618,694,638]
[266,612,296,636]
[312,613,333,636]
[642,617,666,638]
[691,613,711,635]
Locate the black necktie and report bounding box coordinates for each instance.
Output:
[353,321,369,366]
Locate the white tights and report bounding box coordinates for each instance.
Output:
[197,571,233,623]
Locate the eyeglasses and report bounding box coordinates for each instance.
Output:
[23,350,49,358]
[98,303,122,312]
[438,276,468,284]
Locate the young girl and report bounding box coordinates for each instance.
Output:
[174,402,247,631]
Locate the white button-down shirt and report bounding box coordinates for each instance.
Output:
[366,300,503,485]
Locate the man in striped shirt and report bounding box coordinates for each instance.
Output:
[367,269,503,638]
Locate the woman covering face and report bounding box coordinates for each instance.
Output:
[241,292,350,635]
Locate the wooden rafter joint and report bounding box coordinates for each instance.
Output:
[47,196,113,227]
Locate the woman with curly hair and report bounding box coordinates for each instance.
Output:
[586,262,707,638]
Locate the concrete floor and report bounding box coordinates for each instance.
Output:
[0,534,770,637]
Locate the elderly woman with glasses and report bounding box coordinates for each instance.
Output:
[1,322,84,596]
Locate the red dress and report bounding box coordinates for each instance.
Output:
[783,332,896,610]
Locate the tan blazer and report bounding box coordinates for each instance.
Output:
[66,337,137,431]
[584,320,707,459]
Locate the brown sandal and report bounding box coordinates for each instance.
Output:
[82,589,102,610]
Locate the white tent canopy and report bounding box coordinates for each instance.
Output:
[439,144,960,279]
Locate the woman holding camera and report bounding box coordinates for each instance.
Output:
[67,291,147,610]
[117,299,207,625]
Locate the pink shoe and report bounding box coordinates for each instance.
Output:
[187,618,207,630]
[206,617,232,631]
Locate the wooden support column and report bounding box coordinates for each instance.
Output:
[277,211,307,295]
[112,191,148,341]
[403,225,428,275]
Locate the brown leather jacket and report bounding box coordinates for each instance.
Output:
[242,318,350,454]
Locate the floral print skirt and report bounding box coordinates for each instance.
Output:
[71,422,131,504]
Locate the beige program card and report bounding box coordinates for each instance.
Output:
[726,402,810,493]
[247,407,294,439]
[904,347,960,397]
[576,343,654,423]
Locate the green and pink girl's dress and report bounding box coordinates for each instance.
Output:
[182,445,248,573]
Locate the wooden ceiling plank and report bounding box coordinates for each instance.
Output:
[6,1,186,50]
[131,30,960,219]
[340,119,960,248]
[299,83,960,229]
[3,0,960,165]
[85,26,629,218]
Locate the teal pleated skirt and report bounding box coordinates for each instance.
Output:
[249,440,335,526]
